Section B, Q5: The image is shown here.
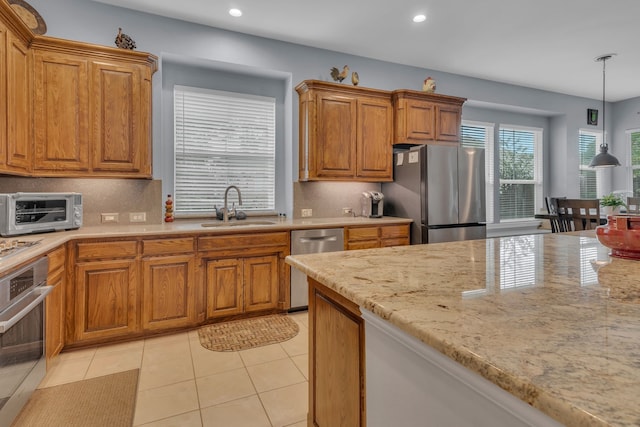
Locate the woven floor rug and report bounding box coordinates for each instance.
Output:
[198,314,299,352]
[12,369,139,427]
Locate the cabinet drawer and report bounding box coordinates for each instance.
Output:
[76,241,138,261]
[381,237,410,248]
[47,246,66,273]
[380,224,410,239]
[346,241,379,250]
[346,227,379,241]
[198,232,289,252]
[142,237,195,256]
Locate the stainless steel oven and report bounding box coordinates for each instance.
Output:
[0,257,51,426]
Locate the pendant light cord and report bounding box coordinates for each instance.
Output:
[602,56,606,149]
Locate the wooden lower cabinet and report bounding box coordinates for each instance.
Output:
[205,254,280,319]
[46,246,66,363]
[73,259,138,342]
[244,255,279,313]
[309,277,365,427]
[345,224,410,250]
[142,254,196,331]
[205,258,243,318]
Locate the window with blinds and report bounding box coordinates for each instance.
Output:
[498,126,542,220]
[630,130,640,196]
[579,130,601,198]
[461,121,494,223]
[174,85,276,216]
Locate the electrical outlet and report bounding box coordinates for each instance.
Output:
[129,212,147,223]
[101,213,119,223]
[301,208,313,218]
[342,207,353,216]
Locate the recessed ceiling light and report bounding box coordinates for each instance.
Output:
[413,14,426,23]
[229,8,242,17]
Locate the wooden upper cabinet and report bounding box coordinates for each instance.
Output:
[30,37,156,177]
[296,80,393,182]
[33,51,90,172]
[92,61,151,175]
[0,1,158,178]
[392,90,466,145]
[315,91,357,178]
[5,30,30,173]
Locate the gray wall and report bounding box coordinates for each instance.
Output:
[21,0,640,216]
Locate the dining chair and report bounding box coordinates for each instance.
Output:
[627,197,640,214]
[556,199,601,231]
[544,196,567,232]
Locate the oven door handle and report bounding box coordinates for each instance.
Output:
[0,285,53,333]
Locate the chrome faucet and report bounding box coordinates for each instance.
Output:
[223,185,243,222]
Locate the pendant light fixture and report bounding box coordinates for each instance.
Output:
[589,53,620,168]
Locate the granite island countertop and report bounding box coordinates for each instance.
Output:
[285,232,640,427]
[0,216,411,274]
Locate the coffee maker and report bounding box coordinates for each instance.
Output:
[361,191,384,218]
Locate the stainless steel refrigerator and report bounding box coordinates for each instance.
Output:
[382,145,486,244]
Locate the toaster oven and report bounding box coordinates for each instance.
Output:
[0,192,83,237]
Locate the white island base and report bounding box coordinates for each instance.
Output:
[363,310,563,427]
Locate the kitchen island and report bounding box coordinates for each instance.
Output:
[285,232,640,427]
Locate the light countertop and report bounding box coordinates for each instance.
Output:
[0,216,411,274]
[285,232,640,427]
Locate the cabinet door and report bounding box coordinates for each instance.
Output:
[404,100,435,141]
[0,22,6,168]
[91,61,145,174]
[46,270,65,361]
[6,32,30,172]
[142,255,196,331]
[310,280,364,427]
[435,104,462,142]
[33,51,90,172]
[205,258,243,318]
[244,255,279,313]
[315,92,357,178]
[356,97,392,180]
[74,260,138,342]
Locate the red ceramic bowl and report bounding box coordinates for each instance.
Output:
[596,215,640,260]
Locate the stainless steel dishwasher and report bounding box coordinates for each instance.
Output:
[290,228,344,311]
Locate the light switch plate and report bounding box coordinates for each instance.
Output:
[301,208,313,217]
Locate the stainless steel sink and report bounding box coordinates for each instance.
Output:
[201,220,276,228]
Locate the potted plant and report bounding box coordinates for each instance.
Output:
[600,193,627,216]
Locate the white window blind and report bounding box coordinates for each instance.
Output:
[498,126,542,220]
[630,130,640,196]
[579,130,601,198]
[462,121,494,223]
[174,85,276,216]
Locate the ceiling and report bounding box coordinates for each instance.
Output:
[92,0,639,102]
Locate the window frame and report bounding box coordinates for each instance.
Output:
[497,124,543,221]
[578,129,603,198]
[173,84,277,217]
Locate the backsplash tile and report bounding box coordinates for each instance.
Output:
[0,177,163,225]
[293,181,381,219]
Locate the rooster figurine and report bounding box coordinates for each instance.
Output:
[330,65,349,83]
[115,28,136,50]
[351,71,359,86]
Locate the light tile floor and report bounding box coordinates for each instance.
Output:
[38,311,309,427]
